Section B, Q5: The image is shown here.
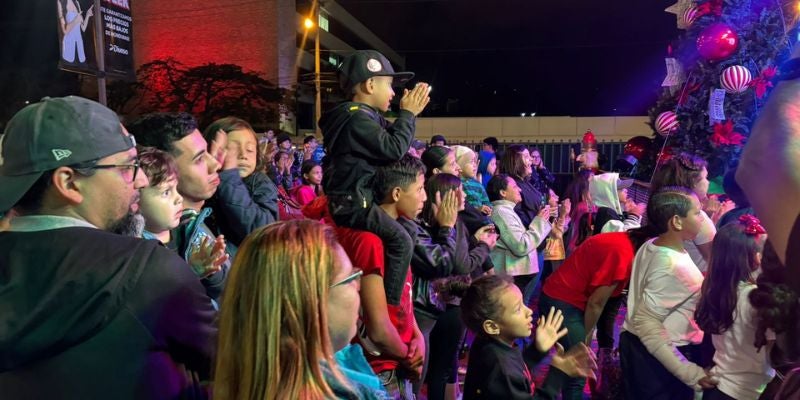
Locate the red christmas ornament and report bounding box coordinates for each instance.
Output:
[696,23,739,61]
[720,65,752,93]
[655,111,679,136]
[623,136,652,160]
[657,145,675,164]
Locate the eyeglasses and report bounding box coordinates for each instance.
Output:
[84,161,140,183]
[331,268,363,288]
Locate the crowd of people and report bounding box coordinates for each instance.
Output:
[1,48,799,400]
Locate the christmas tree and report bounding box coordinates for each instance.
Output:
[635,0,795,180]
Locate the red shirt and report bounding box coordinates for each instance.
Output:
[542,232,634,311]
[335,226,415,374]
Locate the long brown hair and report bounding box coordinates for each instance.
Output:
[695,220,765,334]
[650,153,707,195]
[499,144,529,179]
[214,220,348,400]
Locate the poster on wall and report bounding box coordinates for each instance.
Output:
[57,0,134,80]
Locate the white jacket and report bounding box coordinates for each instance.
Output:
[489,200,552,276]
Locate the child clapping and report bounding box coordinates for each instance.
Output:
[461,275,597,399]
[138,147,228,288]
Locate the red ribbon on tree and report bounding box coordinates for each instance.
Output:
[697,0,723,16]
[748,65,777,99]
[739,214,766,236]
[710,120,746,146]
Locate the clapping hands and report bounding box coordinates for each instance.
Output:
[188,235,229,278]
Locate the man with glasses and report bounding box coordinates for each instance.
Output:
[0,96,217,399]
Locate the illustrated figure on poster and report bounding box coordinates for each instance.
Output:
[58,0,94,63]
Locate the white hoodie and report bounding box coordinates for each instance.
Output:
[589,172,641,233]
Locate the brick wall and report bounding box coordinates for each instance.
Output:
[132,0,297,87]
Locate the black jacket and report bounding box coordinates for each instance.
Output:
[320,102,415,210]
[0,227,217,399]
[514,176,546,228]
[530,166,556,195]
[210,169,278,246]
[400,218,491,317]
[463,336,568,400]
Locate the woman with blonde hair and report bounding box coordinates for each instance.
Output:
[214,220,385,400]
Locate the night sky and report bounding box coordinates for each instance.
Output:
[0,0,680,121]
[337,0,679,117]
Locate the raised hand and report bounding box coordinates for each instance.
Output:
[624,198,645,216]
[537,205,552,222]
[222,140,240,171]
[209,129,228,167]
[551,343,598,380]
[559,198,571,218]
[534,306,568,353]
[187,235,228,278]
[474,225,498,249]
[434,189,459,228]
[400,82,432,116]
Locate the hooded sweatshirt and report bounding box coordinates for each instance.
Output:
[319,102,415,219]
[589,173,641,234]
[0,221,217,399]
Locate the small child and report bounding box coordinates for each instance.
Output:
[203,117,279,246]
[138,147,229,285]
[695,215,774,400]
[453,145,492,215]
[460,275,597,399]
[620,186,715,399]
[320,49,430,307]
[478,150,497,188]
[294,160,323,206]
[269,150,297,192]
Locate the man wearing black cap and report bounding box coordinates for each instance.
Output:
[320,49,430,311]
[0,96,216,398]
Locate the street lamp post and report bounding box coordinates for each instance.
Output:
[314,6,321,136]
[305,2,322,136]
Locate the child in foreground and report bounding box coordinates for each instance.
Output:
[138,146,228,291]
[460,275,597,399]
[695,215,774,400]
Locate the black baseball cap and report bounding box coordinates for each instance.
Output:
[338,50,415,93]
[276,132,291,146]
[0,96,135,212]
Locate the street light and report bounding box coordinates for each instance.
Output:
[304,2,322,135]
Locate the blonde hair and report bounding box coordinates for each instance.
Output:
[451,145,475,167]
[213,220,349,400]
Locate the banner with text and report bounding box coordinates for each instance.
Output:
[57,0,134,79]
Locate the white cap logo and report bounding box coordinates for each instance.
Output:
[52,149,72,161]
[366,59,382,73]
